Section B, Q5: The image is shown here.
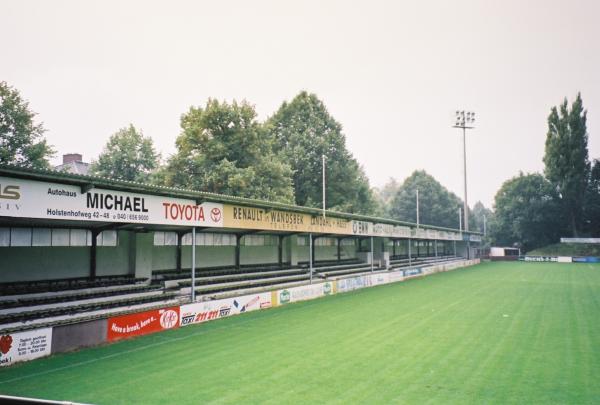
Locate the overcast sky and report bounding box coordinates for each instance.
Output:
[2,0,599,208]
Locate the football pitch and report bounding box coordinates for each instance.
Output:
[1,261,600,404]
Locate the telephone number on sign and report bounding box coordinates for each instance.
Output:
[113,213,150,221]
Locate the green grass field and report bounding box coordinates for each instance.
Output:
[2,261,600,404]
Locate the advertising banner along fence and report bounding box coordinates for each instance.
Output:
[107,307,180,342]
[276,282,334,305]
[0,328,52,367]
[0,176,223,228]
[336,275,371,293]
[179,292,272,327]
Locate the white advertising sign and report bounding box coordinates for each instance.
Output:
[336,275,371,293]
[369,273,390,286]
[0,328,52,367]
[0,176,223,227]
[388,271,405,283]
[277,282,333,305]
[558,256,573,263]
[179,292,272,326]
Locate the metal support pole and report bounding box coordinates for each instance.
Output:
[235,234,242,270]
[453,240,457,257]
[463,127,469,232]
[90,229,98,280]
[322,154,326,218]
[370,236,374,272]
[337,238,342,262]
[176,232,183,272]
[191,227,196,302]
[278,235,284,267]
[483,215,487,236]
[416,189,420,228]
[435,240,438,257]
[309,233,313,284]
[408,238,412,268]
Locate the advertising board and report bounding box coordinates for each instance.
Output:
[403,268,423,278]
[369,273,390,286]
[0,176,223,228]
[179,292,272,326]
[388,271,405,283]
[572,256,600,263]
[0,328,52,367]
[336,276,371,293]
[107,307,180,342]
[277,282,333,305]
[519,256,558,262]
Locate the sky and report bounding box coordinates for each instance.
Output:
[1,0,599,208]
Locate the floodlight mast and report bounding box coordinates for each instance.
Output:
[452,110,475,232]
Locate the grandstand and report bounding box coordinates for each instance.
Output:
[0,164,481,369]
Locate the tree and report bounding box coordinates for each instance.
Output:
[373,178,401,216]
[267,91,376,214]
[388,170,464,229]
[164,99,294,203]
[90,124,160,183]
[582,159,600,235]
[491,172,564,251]
[470,201,493,235]
[543,93,589,236]
[0,81,54,168]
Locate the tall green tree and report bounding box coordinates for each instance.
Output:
[388,170,464,229]
[471,201,493,235]
[267,91,376,214]
[90,124,160,183]
[165,99,294,203]
[491,172,564,251]
[582,159,600,235]
[543,93,589,236]
[0,81,54,168]
[373,177,401,216]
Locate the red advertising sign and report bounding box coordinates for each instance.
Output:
[107,307,180,342]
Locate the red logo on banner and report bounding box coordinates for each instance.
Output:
[211,207,221,222]
[107,307,180,342]
[0,335,12,354]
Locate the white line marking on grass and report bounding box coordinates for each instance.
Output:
[0,297,325,385]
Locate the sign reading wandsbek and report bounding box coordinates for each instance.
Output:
[0,328,52,367]
[223,205,351,234]
[0,176,223,227]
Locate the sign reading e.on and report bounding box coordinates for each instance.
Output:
[107,307,180,342]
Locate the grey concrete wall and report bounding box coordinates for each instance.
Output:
[51,319,107,353]
[134,233,154,280]
[0,247,89,282]
[181,246,236,269]
[96,231,132,277]
[0,230,133,282]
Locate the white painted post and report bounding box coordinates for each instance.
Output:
[191,227,196,302]
[309,233,313,284]
[370,236,374,272]
[408,238,412,268]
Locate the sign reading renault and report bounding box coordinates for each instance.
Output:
[0,176,223,228]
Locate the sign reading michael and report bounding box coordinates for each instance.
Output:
[0,176,223,228]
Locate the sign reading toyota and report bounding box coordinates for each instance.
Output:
[0,176,223,227]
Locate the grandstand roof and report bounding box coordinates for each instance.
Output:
[0,164,481,235]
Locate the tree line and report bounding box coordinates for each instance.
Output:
[1,80,597,251]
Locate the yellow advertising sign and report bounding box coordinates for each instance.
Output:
[223,204,353,235]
